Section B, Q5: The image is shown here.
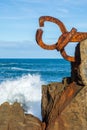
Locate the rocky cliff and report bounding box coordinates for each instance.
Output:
[42,80,87,130]
[41,39,87,130]
[0,39,87,130]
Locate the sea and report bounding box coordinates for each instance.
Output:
[0,58,70,120]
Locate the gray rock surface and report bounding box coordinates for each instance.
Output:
[71,39,87,85]
[79,39,87,85]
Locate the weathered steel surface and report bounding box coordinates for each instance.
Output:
[36,16,87,62]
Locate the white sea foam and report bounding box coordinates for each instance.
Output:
[11,67,31,71]
[0,74,44,120]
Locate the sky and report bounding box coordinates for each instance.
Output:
[0,0,87,58]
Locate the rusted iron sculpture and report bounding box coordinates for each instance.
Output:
[36,16,87,62]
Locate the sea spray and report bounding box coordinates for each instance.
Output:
[0,74,44,120]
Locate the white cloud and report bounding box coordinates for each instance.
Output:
[0,40,60,58]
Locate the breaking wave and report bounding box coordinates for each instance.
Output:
[0,74,44,120]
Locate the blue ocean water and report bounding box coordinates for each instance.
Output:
[0,58,70,120]
[0,58,70,83]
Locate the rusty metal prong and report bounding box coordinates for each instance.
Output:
[60,49,75,62]
[55,28,77,62]
[36,16,68,50]
[36,29,57,50]
[39,16,68,33]
[57,28,77,51]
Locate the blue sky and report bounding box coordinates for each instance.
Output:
[0,0,87,58]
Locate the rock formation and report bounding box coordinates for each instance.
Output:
[41,39,87,130]
[0,102,45,130]
[42,80,87,130]
[71,39,87,85]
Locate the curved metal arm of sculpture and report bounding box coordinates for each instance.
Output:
[39,16,67,33]
[36,16,87,62]
[58,31,87,62]
[36,29,57,50]
[56,28,77,62]
[36,16,76,62]
[36,16,68,50]
[60,49,75,62]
